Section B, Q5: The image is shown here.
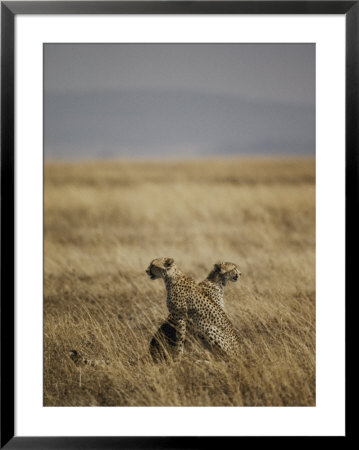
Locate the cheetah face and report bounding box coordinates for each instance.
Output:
[146,257,175,280]
[214,262,241,286]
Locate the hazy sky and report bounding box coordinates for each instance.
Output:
[44,43,315,160]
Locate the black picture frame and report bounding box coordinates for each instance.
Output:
[1,1,354,447]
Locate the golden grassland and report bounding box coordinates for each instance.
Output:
[44,157,315,406]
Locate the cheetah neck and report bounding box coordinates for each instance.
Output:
[207,271,226,291]
[163,269,185,291]
[163,270,189,312]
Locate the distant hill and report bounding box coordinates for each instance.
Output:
[44,89,315,160]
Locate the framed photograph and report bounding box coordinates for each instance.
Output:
[1,1,353,447]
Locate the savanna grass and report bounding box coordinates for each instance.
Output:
[44,157,315,406]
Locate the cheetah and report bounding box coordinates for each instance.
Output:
[149,261,241,361]
[146,257,241,359]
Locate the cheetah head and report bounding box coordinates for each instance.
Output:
[214,262,241,286]
[146,257,175,280]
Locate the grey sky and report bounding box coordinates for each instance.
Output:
[44,43,315,160]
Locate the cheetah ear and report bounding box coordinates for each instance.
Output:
[164,258,174,268]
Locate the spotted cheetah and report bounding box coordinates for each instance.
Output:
[146,257,241,358]
[149,261,241,361]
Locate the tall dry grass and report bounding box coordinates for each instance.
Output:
[44,157,315,406]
